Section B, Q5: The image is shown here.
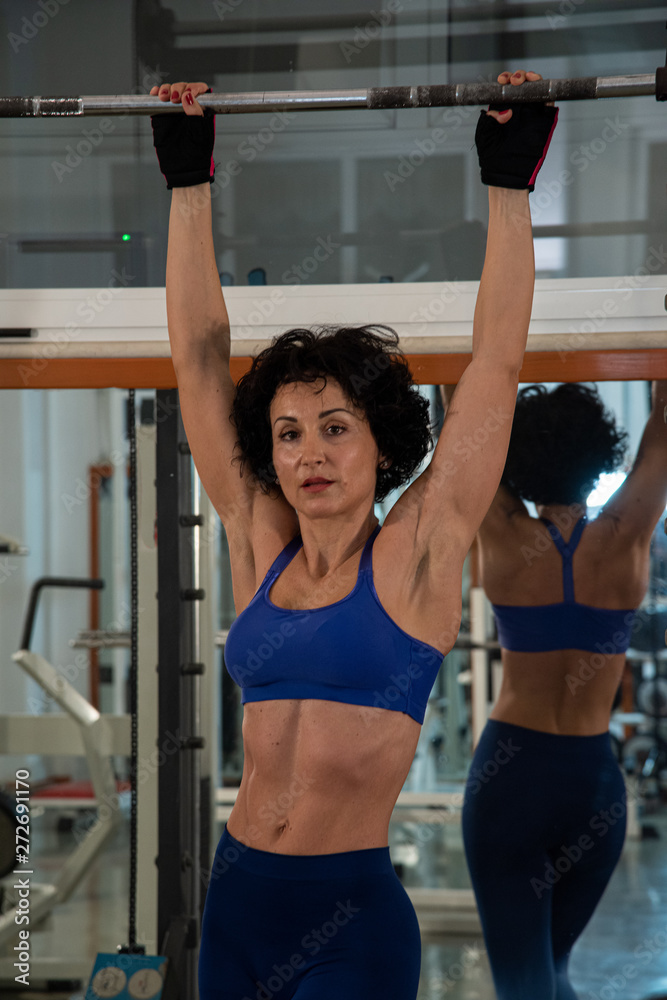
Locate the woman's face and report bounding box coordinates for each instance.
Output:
[269,378,386,519]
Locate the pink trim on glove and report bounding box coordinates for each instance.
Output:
[528,108,559,189]
[210,114,216,180]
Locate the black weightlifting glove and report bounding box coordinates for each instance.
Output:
[151,94,215,189]
[475,103,558,192]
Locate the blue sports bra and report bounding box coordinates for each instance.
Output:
[224,525,445,724]
[491,516,636,654]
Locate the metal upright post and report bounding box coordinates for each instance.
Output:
[156,389,206,1000]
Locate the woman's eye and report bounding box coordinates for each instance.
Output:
[280,430,297,441]
[327,424,345,435]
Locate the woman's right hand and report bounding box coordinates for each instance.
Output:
[150,81,215,189]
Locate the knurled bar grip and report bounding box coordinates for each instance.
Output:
[0,74,657,117]
[0,96,82,116]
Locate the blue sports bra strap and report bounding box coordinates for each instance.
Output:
[568,515,587,552]
[263,534,303,585]
[540,517,566,555]
[540,516,587,603]
[359,523,382,574]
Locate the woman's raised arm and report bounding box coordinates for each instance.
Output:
[151,81,241,521]
[599,379,667,543]
[152,83,297,599]
[388,70,557,566]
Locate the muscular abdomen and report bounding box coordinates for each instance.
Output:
[228,698,421,853]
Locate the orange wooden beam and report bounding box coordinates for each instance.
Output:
[1,348,666,390]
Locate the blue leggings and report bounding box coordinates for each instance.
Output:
[198,826,421,1000]
[462,719,627,1000]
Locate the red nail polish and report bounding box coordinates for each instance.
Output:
[184,93,194,106]
[171,90,178,100]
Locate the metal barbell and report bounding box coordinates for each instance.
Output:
[0,73,661,118]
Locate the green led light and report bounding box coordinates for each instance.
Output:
[121,233,131,241]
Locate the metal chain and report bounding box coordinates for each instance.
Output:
[128,388,139,949]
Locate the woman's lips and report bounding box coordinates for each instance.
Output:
[302,480,332,492]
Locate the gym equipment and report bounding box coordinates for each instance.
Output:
[0,73,661,118]
[637,676,667,717]
[82,389,172,1000]
[85,953,167,1000]
[0,578,126,977]
[0,533,28,555]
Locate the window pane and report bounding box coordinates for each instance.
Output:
[1,0,665,287]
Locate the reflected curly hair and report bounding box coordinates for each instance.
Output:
[231,325,432,503]
[501,383,628,505]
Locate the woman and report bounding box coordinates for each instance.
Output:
[457,380,667,999]
[151,72,557,999]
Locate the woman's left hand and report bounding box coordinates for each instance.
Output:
[475,69,558,191]
[486,69,553,124]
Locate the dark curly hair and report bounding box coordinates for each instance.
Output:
[231,325,432,503]
[501,383,628,505]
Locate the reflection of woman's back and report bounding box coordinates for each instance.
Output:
[459,381,667,1000]
[476,382,665,736]
[479,507,649,735]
